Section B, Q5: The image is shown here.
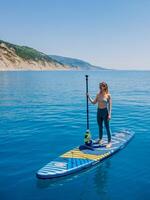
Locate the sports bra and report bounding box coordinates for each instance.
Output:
[97,94,109,107]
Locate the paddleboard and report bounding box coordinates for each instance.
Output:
[36,130,134,179]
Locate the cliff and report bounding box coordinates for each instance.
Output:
[0,40,69,71]
[0,40,107,71]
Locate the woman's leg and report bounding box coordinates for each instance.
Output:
[104,113,111,143]
[97,110,103,140]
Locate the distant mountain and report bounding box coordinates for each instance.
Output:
[49,55,108,70]
[0,40,69,71]
[0,39,108,71]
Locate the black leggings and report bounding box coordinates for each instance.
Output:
[97,107,111,143]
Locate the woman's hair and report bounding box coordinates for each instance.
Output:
[99,82,109,94]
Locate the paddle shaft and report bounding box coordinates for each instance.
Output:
[85,75,89,130]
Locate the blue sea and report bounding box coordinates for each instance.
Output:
[0,70,150,200]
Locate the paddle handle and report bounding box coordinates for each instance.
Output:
[85,75,89,130]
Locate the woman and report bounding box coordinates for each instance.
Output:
[87,82,112,148]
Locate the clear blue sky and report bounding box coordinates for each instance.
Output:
[0,0,150,70]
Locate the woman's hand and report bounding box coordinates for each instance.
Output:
[108,114,111,120]
[86,93,89,98]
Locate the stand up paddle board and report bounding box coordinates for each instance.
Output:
[36,130,134,179]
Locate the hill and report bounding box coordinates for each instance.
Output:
[49,55,107,70]
[0,40,68,70]
[0,40,108,71]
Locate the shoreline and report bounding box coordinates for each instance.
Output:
[0,68,149,72]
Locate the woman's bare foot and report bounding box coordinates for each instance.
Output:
[106,143,112,148]
[98,140,104,145]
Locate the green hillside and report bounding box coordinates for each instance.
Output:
[0,40,55,62]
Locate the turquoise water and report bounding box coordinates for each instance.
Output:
[0,71,150,200]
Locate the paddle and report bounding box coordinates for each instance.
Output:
[84,75,92,145]
[85,75,89,131]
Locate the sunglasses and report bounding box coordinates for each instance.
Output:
[99,84,106,88]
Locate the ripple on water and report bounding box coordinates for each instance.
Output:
[0,71,150,200]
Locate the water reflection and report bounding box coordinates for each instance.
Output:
[93,159,111,199]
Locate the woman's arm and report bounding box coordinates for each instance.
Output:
[88,93,98,104]
[108,94,112,119]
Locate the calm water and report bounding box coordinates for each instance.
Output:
[0,70,150,200]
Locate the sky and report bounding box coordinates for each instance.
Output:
[0,0,150,70]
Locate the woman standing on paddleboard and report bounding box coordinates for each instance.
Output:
[87,82,112,148]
